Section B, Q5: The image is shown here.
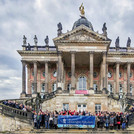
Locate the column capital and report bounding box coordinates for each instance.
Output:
[70,51,76,54]
[89,51,94,54]
[21,60,26,65]
[44,60,49,63]
[127,62,132,65]
[102,51,107,55]
[116,61,121,64]
[58,51,62,55]
[33,61,38,63]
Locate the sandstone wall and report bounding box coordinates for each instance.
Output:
[0,113,32,132]
[41,94,121,112]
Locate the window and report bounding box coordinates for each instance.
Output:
[77,104,87,112]
[95,104,101,113]
[93,72,98,78]
[31,83,34,93]
[52,83,57,91]
[119,84,123,99]
[53,71,57,77]
[63,103,69,111]
[32,71,34,76]
[108,83,112,93]
[130,72,133,78]
[43,71,45,77]
[41,83,45,92]
[68,72,71,78]
[78,76,87,90]
[93,84,97,91]
[130,84,133,95]
[119,72,122,78]
[108,71,112,78]
[67,83,71,91]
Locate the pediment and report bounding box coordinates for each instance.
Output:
[53,25,110,43]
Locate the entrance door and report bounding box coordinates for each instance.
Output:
[77,104,87,112]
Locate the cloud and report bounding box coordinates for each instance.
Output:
[0,0,134,100]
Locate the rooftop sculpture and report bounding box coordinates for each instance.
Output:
[79,3,85,16]
[127,37,131,47]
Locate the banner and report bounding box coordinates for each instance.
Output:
[58,115,96,128]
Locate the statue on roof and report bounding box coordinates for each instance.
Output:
[127,37,131,47]
[102,23,107,36]
[115,36,120,48]
[79,3,85,16]
[45,35,49,45]
[57,22,62,36]
[23,35,27,46]
[27,43,31,51]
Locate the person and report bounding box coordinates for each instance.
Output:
[117,113,121,130]
[105,114,109,129]
[109,115,114,130]
[34,112,37,129]
[122,115,126,130]
[53,114,58,129]
[114,113,117,130]
[36,113,41,129]
[45,113,50,129]
[49,115,53,129]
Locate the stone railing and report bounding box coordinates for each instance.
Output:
[0,103,32,121]
[26,45,57,51]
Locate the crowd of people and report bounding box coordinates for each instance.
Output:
[2,100,134,130]
[32,110,133,130]
[2,100,32,112]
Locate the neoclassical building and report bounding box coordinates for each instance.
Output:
[18,8,134,112]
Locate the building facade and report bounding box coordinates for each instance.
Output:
[18,10,134,113]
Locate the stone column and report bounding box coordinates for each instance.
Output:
[21,60,26,97]
[127,62,131,96]
[27,64,31,94]
[71,51,76,89]
[45,61,48,93]
[89,52,94,89]
[33,61,37,95]
[116,62,120,94]
[102,52,107,91]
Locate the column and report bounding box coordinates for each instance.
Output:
[57,52,62,83]
[33,61,37,94]
[89,52,94,89]
[21,60,26,95]
[27,64,31,94]
[45,61,48,92]
[102,52,107,90]
[71,51,75,89]
[127,62,131,96]
[116,62,120,94]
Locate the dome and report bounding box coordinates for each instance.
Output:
[72,16,94,31]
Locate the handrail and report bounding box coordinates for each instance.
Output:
[0,103,32,120]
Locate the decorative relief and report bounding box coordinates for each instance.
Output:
[69,34,96,41]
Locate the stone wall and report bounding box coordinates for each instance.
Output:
[41,93,121,113]
[0,113,32,132]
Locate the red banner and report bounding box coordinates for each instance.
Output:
[75,90,88,94]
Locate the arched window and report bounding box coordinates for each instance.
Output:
[43,71,45,77]
[130,84,133,95]
[78,76,86,90]
[108,71,112,78]
[52,83,57,91]
[31,83,34,93]
[119,84,123,99]
[53,71,57,77]
[67,83,71,91]
[41,83,45,92]
[108,83,112,93]
[93,84,97,91]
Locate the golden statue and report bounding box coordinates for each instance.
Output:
[79,3,85,16]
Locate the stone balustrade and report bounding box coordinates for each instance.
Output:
[0,103,32,120]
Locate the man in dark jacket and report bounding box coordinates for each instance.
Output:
[45,113,50,129]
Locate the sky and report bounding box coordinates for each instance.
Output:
[0,0,134,100]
